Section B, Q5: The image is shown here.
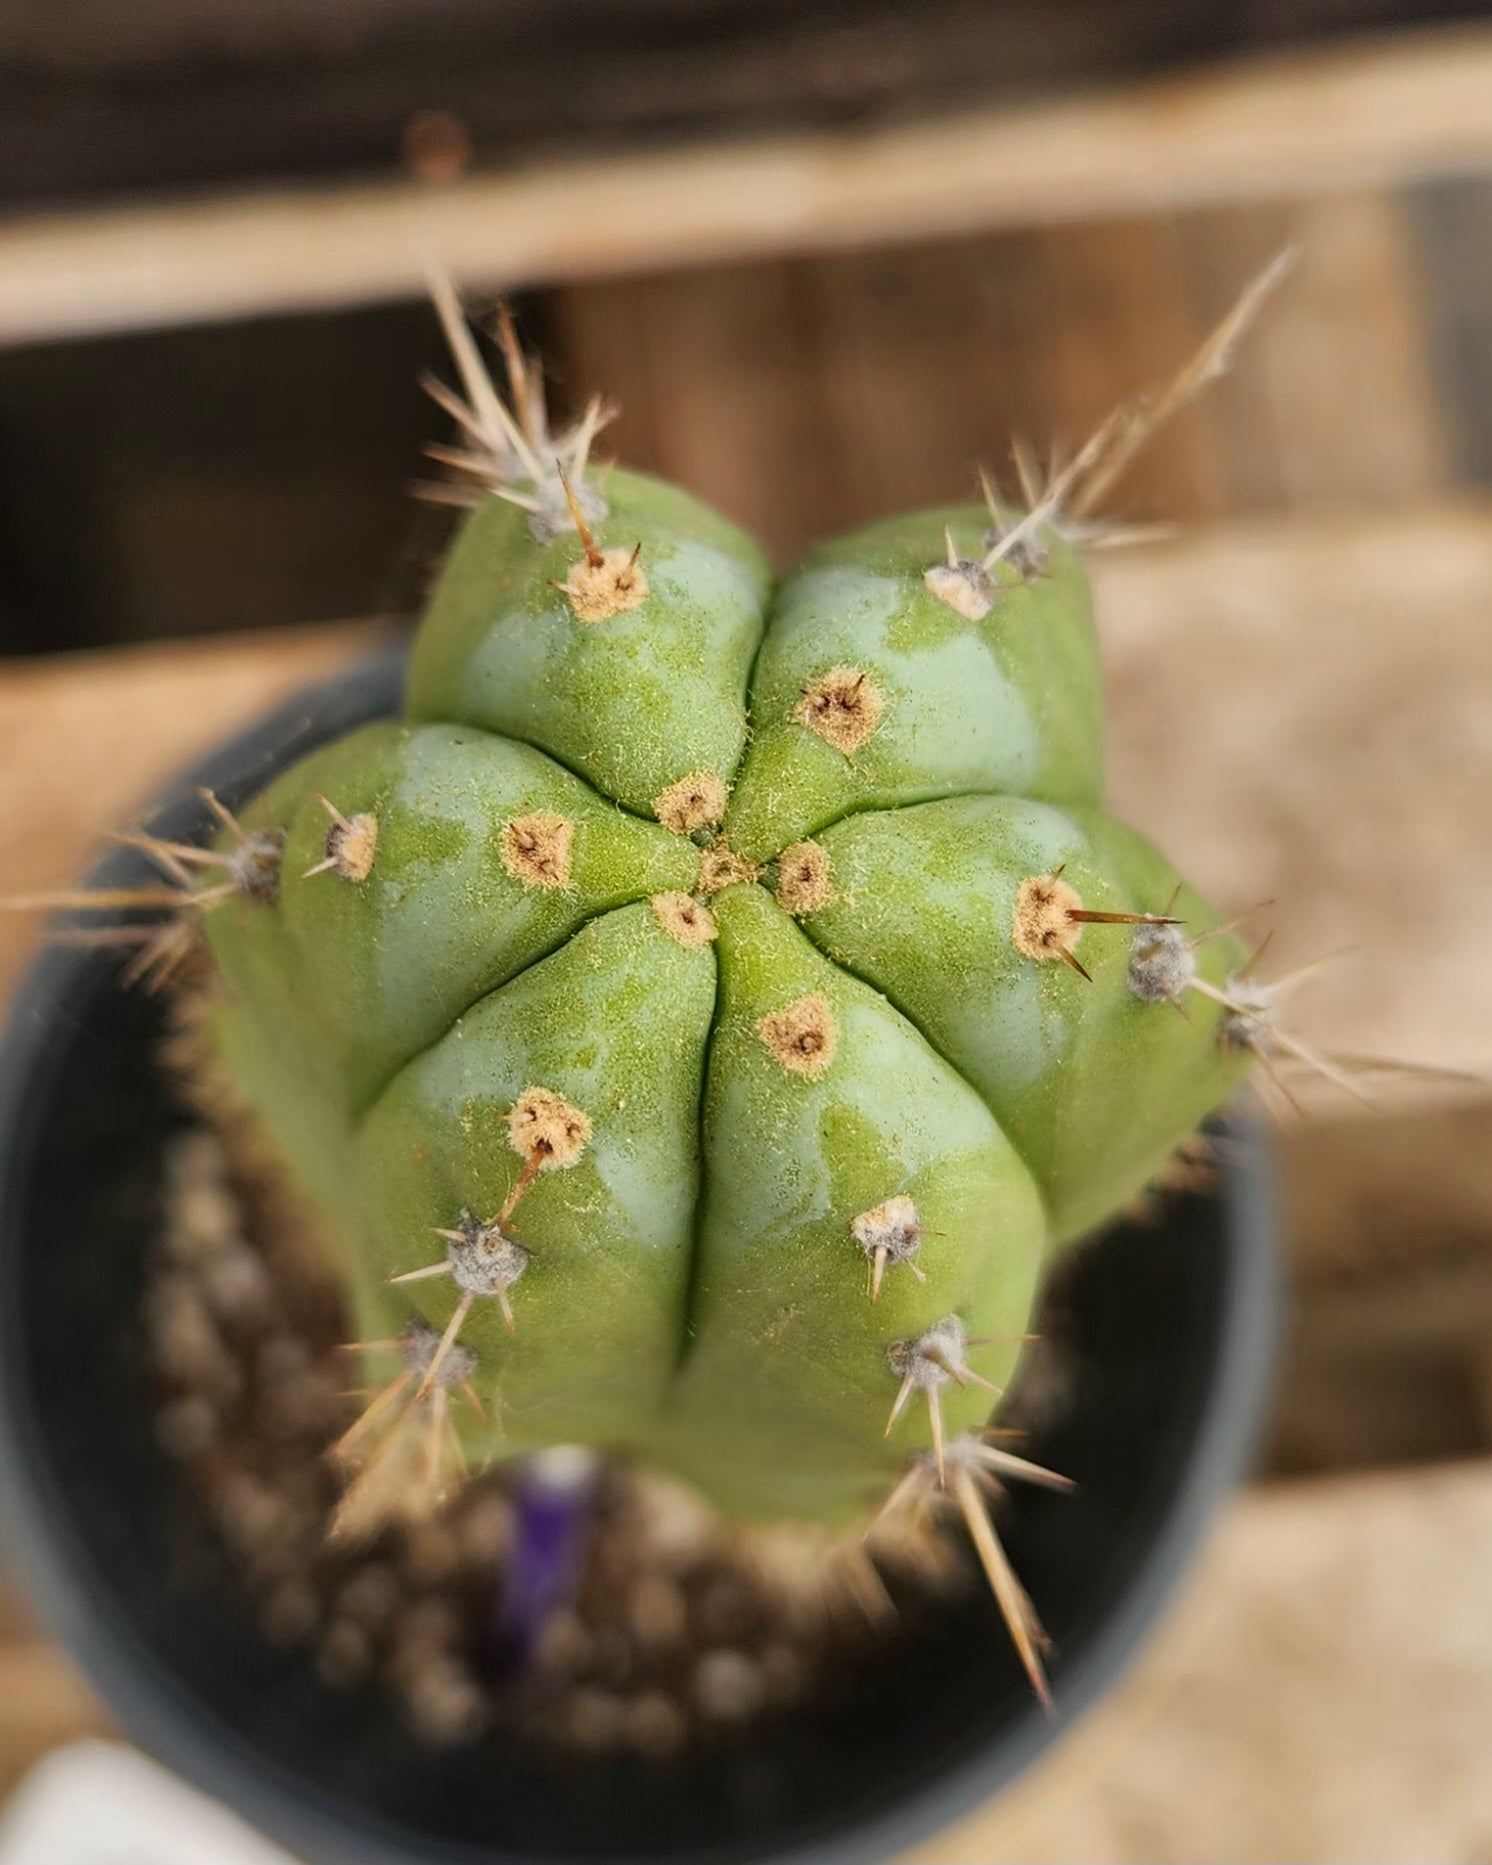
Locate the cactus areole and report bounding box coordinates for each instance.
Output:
[114,285,1276,1696]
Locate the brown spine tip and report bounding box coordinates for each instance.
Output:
[949,1464,1053,1712]
[774,841,834,916]
[505,1086,591,1169]
[871,1430,1068,1711]
[556,465,603,563]
[794,667,885,756]
[651,891,718,948]
[696,843,759,896]
[757,993,837,1078]
[501,813,574,890]
[653,770,729,836]
[553,543,650,625]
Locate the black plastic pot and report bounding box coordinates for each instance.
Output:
[0,648,1277,1865]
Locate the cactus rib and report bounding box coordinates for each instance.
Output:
[6,256,1330,1701]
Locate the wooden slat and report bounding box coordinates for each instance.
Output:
[553,261,833,553]
[1271,1098,1492,1474]
[551,191,1457,558]
[1410,172,1492,484]
[1236,192,1448,506]
[0,1,1473,217]
[4,31,1492,347]
[1161,190,1452,510]
[548,236,1056,558]
[1036,216,1227,523]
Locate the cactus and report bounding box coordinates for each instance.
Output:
[12,264,1315,1704]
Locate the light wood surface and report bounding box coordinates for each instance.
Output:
[914,1457,1492,1865]
[2,30,1492,345]
[1098,501,1492,1091]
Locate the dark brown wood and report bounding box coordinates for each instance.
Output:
[0,300,459,656]
[1268,1098,1492,1476]
[549,194,1457,561]
[0,2,1483,214]
[1411,172,1492,484]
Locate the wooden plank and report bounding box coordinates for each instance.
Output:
[1270,1098,1492,1474]
[548,235,1057,559]
[4,31,1492,347]
[787,234,1055,534]
[1288,1098,1492,1292]
[1036,216,1227,523]
[1249,193,1447,505]
[0,1,1471,217]
[912,1458,1492,1864]
[1178,193,1451,509]
[551,191,1455,556]
[549,261,832,553]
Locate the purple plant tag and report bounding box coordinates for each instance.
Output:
[488,1448,598,1675]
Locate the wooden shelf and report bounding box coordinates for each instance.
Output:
[2,30,1491,346]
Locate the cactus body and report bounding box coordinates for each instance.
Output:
[200,451,1249,1530]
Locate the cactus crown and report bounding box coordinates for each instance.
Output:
[13,258,1327,1700]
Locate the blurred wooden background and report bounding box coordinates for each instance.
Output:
[6,178,1489,649]
[3,28,1492,653]
[0,11,1491,1861]
[0,0,1485,213]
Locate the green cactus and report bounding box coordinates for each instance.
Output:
[16,268,1303,1699]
